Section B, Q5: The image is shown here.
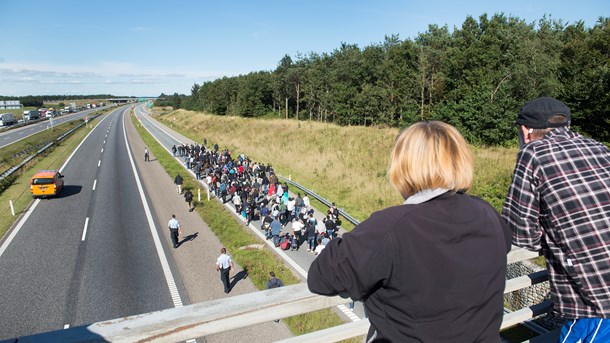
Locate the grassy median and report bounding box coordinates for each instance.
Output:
[130,112,357,341]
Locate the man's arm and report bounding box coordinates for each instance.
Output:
[501,149,544,251]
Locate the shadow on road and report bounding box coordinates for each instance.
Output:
[178,232,199,247]
[58,185,82,198]
[230,268,248,289]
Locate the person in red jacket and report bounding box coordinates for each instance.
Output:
[308,121,511,342]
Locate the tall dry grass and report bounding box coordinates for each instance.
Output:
[155,108,517,222]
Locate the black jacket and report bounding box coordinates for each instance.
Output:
[308,192,511,342]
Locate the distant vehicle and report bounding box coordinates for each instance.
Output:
[30,170,64,198]
[23,110,40,121]
[38,108,48,116]
[45,109,57,118]
[0,113,18,126]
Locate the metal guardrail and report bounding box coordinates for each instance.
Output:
[277,176,361,226]
[0,113,102,183]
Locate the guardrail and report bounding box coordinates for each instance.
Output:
[0,113,103,183]
[278,176,361,226]
[8,247,552,342]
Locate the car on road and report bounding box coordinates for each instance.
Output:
[30,170,64,198]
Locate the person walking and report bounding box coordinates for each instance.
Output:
[266,271,284,289]
[270,216,283,247]
[215,247,235,294]
[305,214,317,252]
[167,214,181,249]
[502,97,610,342]
[308,121,511,342]
[144,147,149,162]
[174,173,183,194]
[266,271,284,323]
[184,189,194,211]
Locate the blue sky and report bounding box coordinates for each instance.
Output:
[0,0,607,97]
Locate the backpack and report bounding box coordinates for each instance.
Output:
[279,238,290,250]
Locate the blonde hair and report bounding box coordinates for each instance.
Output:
[388,121,473,198]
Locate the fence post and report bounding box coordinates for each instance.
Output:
[198,188,201,202]
[9,200,15,216]
[207,187,210,201]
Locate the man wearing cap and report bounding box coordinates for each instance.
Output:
[502,97,610,341]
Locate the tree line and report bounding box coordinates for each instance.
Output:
[161,14,610,146]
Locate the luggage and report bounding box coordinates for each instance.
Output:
[290,236,299,251]
[279,235,290,250]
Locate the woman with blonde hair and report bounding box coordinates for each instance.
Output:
[308,121,511,342]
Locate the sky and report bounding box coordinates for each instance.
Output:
[0,0,608,97]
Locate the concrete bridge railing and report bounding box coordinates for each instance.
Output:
[9,247,553,343]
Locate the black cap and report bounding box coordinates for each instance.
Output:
[516,97,571,129]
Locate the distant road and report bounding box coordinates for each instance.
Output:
[0,107,176,339]
[0,107,109,149]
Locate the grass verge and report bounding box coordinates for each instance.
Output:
[0,119,84,173]
[0,116,102,240]
[129,113,357,340]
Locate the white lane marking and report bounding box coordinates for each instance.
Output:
[98,160,101,167]
[101,148,103,153]
[64,324,70,329]
[92,180,97,191]
[0,114,112,259]
[103,140,106,144]
[81,217,90,242]
[121,113,183,308]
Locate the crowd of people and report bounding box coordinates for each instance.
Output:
[170,142,342,254]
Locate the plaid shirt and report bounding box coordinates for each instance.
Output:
[502,127,610,319]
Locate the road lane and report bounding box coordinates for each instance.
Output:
[0,107,177,339]
[0,107,108,149]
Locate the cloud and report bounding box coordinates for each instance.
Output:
[0,61,239,96]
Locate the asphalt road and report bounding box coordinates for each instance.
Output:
[0,107,109,149]
[0,107,175,340]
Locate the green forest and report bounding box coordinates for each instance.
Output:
[157,14,610,146]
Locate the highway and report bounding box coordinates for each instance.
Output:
[0,107,178,339]
[0,107,108,149]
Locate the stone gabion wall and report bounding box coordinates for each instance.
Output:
[505,260,565,331]
[505,260,549,310]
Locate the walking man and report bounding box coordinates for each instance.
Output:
[266,271,284,323]
[174,173,183,194]
[144,147,149,162]
[184,189,194,211]
[502,97,610,342]
[216,248,235,294]
[168,214,181,249]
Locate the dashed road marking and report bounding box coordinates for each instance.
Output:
[81,217,89,241]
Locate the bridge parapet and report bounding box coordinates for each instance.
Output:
[11,247,553,343]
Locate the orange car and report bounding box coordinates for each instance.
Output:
[30,170,64,198]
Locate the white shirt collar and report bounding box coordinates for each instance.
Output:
[403,188,450,205]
